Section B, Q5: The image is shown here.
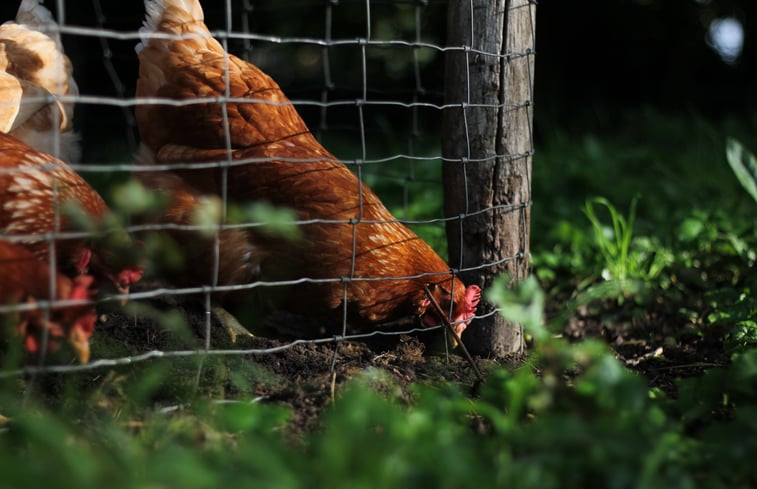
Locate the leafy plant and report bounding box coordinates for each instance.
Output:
[576,196,674,307]
[705,288,757,353]
[584,196,638,281]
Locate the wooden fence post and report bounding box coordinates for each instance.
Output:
[442,0,536,358]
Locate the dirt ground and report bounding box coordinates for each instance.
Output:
[24,286,728,432]
[560,299,729,397]
[88,291,489,431]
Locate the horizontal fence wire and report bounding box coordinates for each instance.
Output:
[0,0,535,378]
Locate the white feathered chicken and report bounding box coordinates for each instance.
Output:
[0,0,79,162]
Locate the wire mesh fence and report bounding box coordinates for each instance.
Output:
[0,0,535,379]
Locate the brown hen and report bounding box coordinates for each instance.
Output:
[135,0,480,335]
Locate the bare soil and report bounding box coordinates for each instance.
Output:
[559,299,729,397]
[23,285,727,432]
[87,291,492,432]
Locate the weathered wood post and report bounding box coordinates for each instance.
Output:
[442,0,536,358]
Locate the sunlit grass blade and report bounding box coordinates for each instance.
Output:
[725,138,757,205]
[583,196,638,281]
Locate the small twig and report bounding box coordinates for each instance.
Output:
[423,286,484,382]
[647,362,726,372]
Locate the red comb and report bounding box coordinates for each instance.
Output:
[465,285,481,312]
[118,267,143,285]
[24,334,39,354]
[75,248,93,273]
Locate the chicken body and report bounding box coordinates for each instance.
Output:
[135,0,480,333]
[0,240,96,363]
[0,133,142,296]
[0,0,79,162]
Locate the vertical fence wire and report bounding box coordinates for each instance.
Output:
[91,0,138,151]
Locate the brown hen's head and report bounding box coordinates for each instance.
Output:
[74,233,144,298]
[418,278,481,337]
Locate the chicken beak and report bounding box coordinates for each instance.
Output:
[446,329,460,349]
[69,337,91,364]
[116,284,130,306]
[446,320,469,349]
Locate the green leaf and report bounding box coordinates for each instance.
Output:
[61,200,99,232]
[725,138,757,205]
[486,275,547,340]
[677,216,705,242]
[111,179,168,215]
[228,201,302,241]
[189,195,224,237]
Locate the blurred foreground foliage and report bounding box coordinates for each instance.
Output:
[1,275,756,488]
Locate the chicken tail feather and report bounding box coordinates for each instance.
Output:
[138,0,206,52]
[15,0,55,29]
[0,71,22,133]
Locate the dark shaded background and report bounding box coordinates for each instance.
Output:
[0,0,754,161]
[536,0,754,127]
